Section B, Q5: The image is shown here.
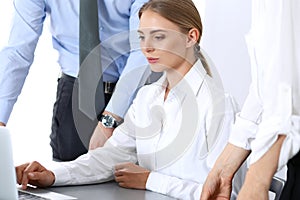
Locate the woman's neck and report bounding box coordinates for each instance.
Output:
[166,58,196,89]
[164,58,197,101]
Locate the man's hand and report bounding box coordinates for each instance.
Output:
[0,122,6,126]
[200,168,233,200]
[114,162,150,190]
[89,122,114,150]
[200,143,250,200]
[15,161,55,189]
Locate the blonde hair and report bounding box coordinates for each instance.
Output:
[139,0,211,76]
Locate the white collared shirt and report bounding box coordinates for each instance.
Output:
[51,60,243,199]
[229,0,300,169]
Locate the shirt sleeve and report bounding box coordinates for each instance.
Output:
[52,127,138,186]
[146,172,202,200]
[228,83,262,150]
[0,0,46,124]
[249,0,300,169]
[228,30,263,150]
[105,0,151,118]
[52,100,139,186]
[229,0,300,170]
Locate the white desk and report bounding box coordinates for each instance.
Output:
[49,181,176,200]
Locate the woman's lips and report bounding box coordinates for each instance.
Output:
[147,57,159,64]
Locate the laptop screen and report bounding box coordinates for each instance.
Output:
[0,127,76,200]
[0,126,18,200]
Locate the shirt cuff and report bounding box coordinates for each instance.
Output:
[50,163,72,186]
[278,115,300,169]
[146,172,170,195]
[0,100,14,124]
[229,113,258,150]
[249,115,300,170]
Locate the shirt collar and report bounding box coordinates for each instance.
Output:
[173,59,207,98]
[152,59,208,101]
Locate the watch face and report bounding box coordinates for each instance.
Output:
[102,115,115,128]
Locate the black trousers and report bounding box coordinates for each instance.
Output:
[50,75,112,161]
[279,150,300,200]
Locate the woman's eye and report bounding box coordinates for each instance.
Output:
[154,35,165,41]
[138,35,145,41]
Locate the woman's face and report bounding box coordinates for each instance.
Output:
[138,10,189,72]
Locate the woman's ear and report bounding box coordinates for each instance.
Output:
[186,28,199,48]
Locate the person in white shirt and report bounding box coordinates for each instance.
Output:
[200,0,300,199]
[15,0,245,199]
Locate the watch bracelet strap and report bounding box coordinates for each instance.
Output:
[97,114,123,128]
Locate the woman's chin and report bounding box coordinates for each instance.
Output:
[149,64,165,73]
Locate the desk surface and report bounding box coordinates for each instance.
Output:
[49,181,176,200]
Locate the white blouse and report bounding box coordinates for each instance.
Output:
[51,60,244,199]
[229,0,300,169]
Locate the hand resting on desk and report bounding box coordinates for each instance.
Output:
[114,162,150,190]
[15,161,55,190]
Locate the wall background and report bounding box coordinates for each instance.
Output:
[199,0,252,106]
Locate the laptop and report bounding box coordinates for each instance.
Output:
[0,126,77,200]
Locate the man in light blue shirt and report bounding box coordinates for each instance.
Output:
[0,0,151,161]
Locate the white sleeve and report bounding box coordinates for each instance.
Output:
[146,172,202,200]
[247,0,300,169]
[229,82,262,150]
[52,137,137,186]
[52,103,139,186]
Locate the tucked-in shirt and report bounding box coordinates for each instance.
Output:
[51,60,244,199]
[229,0,300,170]
[0,0,150,124]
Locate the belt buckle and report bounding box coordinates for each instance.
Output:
[104,82,112,94]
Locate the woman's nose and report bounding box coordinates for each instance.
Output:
[141,39,155,53]
[145,46,155,53]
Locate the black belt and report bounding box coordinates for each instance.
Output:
[60,73,116,94]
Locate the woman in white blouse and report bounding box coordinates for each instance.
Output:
[15,0,244,199]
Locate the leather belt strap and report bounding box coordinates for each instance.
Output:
[60,73,116,94]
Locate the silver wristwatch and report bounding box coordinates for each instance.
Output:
[99,114,121,128]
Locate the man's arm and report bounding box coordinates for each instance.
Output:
[89,111,122,150]
[237,135,286,200]
[89,0,151,149]
[0,0,46,124]
[201,143,250,200]
[103,0,151,118]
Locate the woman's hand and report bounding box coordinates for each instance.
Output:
[15,161,55,189]
[114,162,150,190]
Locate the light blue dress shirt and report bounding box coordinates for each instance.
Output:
[0,0,150,124]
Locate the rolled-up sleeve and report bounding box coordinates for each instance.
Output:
[229,82,262,150]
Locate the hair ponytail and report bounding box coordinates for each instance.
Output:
[194,44,212,77]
